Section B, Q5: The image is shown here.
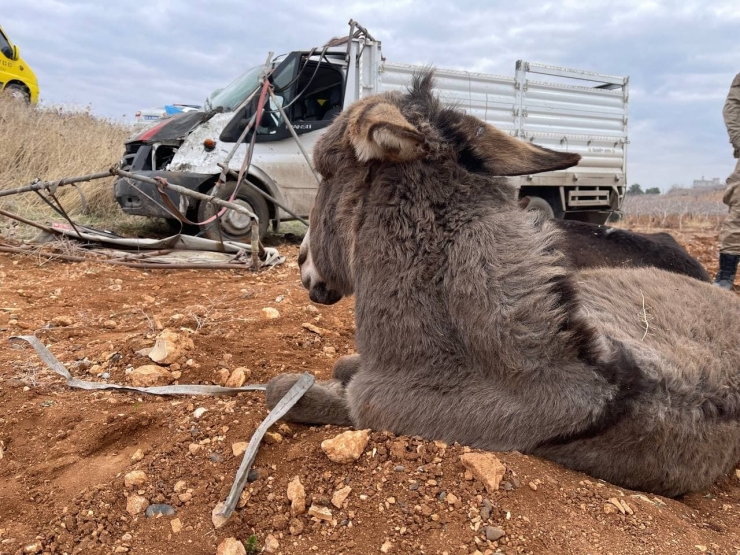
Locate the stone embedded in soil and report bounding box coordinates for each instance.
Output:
[178,492,193,503]
[174,480,187,493]
[215,368,231,386]
[321,429,370,463]
[459,453,506,493]
[170,517,183,534]
[148,329,194,365]
[308,504,333,521]
[261,307,280,320]
[130,449,144,462]
[480,499,493,521]
[232,442,248,457]
[193,407,208,419]
[211,503,229,529]
[289,517,304,535]
[23,543,42,554]
[103,319,117,329]
[332,485,352,508]
[287,475,306,516]
[145,504,176,518]
[124,470,148,488]
[51,315,73,327]
[216,537,246,555]
[188,443,202,455]
[126,495,149,516]
[264,432,283,444]
[484,526,505,542]
[225,367,249,388]
[302,322,325,335]
[380,540,393,553]
[264,534,280,553]
[129,365,173,387]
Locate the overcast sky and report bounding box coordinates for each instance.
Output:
[4,0,739,190]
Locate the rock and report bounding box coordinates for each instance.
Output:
[485,526,505,542]
[332,485,352,508]
[321,429,370,463]
[145,504,176,517]
[380,540,393,553]
[211,502,229,529]
[603,503,618,515]
[103,319,118,329]
[129,365,173,387]
[264,534,279,553]
[216,537,246,555]
[148,330,193,365]
[264,432,283,444]
[247,469,261,482]
[193,407,208,419]
[215,368,231,386]
[480,499,493,521]
[52,316,73,327]
[323,346,336,355]
[394,465,405,472]
[124,471,148,488]
[528,481,538,491]
[308,504,333,521]
[170,517,182,533]
[287,476,306,516]
[174,480,187,493]
[289,517,304,535]
[446,492,459,506]
[126,495,149,516]
[225,367,249,388]
[232,442,249,457]
[130,449,144,462]
[261,307,280,320]
[23,543,42,554]
[302,322,324,335]
[188,443,202,455]
[178,492,193,503]
[459,453,506,493]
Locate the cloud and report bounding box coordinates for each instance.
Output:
[3,0,738,190]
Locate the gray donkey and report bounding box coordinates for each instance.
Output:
[267,71,740,497]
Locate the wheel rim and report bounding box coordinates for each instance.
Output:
[220,199,255,237]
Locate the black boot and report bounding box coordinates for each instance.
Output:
[713,253,739,290]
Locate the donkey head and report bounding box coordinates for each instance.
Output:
[299,71,581,304]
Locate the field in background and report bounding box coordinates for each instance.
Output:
[619,188,726,230]
[0,95,132,225]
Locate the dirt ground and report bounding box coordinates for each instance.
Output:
[0,226,738,555]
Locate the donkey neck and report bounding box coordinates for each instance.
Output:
[350,182,600,376]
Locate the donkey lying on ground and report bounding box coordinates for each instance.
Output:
[267,72,740,497]
[518,201,710,282]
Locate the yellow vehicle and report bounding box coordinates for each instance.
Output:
[0,24,38,103]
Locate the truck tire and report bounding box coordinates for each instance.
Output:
[524,195,555,223]
[197,181,270,242]
[4,83,30,103]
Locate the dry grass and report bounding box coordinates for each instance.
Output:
[0,94,132,222]
[619,189,726,231]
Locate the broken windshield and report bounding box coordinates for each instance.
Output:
[205,65,262,112]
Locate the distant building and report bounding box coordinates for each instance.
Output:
[692,177,722,189]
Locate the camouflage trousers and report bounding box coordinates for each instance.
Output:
[719,157,740,254]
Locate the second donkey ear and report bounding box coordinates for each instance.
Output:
[347,100,426,163]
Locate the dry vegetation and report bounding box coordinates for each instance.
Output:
[620,188,727,230]
[0,94,132,221]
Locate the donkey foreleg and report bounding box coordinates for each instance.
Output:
[266,373,354,427]
[332,354,362,385]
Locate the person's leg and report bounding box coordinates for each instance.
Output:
[715,159,740,289]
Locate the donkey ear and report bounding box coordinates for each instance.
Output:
[464,121,581,176]
[348,100,426,162]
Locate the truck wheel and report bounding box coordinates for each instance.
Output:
[4,84,30,103]
[197,181,270,242]
[524,196,555,223]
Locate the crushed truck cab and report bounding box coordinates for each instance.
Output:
[114,24,628,241]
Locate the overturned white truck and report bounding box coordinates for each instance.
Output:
[114,26,629,241]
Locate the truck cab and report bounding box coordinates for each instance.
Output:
[114,24,628,241]
[0,25,39,104]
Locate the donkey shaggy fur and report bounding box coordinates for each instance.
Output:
[267,71,740,497]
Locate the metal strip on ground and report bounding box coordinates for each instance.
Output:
[215,372,315,522]
[10,335,267,394]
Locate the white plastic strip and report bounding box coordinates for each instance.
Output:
[10,335,267,394]
[215,372,315,521]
